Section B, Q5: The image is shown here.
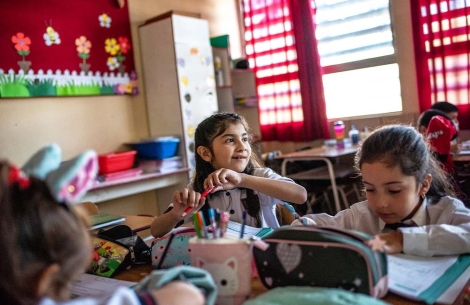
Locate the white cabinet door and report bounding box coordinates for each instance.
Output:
[175,42,218,177]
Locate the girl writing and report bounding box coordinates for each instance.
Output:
[0,147,204,305]
[293,125,470,257]
[151,113,307,237]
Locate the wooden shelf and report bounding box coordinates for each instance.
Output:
[83,168,190,203]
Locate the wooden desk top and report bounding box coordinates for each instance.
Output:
[122,214,156,233]
[114,262,455,305]
[278,145,359,159]
[111,215,470,305]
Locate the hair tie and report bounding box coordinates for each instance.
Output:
[8,166,30,189]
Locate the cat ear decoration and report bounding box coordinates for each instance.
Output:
[45,150,98,203]
[21,144,62,180]
[21,144,98,204]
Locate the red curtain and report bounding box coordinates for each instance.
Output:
[242,0,329,141]
[411,0,470,129]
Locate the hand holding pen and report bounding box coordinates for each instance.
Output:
[180,187,213,218]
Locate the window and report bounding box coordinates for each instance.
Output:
[418,0,470,104]
[242,0,402,130]
[315,0,402,118]
[243,0,304,127]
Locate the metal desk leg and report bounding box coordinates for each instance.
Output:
[322,158,341,214]
[281,158,342,214]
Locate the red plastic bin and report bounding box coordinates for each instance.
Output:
[98,150,137,175]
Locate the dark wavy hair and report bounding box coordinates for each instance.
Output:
[193,112,263,226]
[0,161,91,305]
[354,125,456,203]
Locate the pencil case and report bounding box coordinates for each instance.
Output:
[151,227,197,269]
[252,226,388,298]
[88,225,151,278]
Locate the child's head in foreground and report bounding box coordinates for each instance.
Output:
[0,161,91,305]
[193,112,260,191]
[354,125,455,223]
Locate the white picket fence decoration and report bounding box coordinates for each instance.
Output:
[0,68,130,86]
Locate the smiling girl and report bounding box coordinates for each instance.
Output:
[151,113,307,238]
[293,125,470,257]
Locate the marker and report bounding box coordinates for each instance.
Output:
[193,212,202,238]
[197,211,208,239]
[181,187,213,217]
[240,210,247,239]
[208,208,218,239]
[219,211,230,238]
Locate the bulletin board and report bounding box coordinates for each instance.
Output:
[0,0,138,98]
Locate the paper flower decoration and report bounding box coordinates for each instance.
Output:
[104,36,132,74]
[105,38,119,56]
[76,36,92,72]
[12,32,31,60]
[107,56,119,71]
[76,36,92,60]
[99,13,112,28]
[118,37,131,54]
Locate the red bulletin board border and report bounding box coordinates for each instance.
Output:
[0,0,138,98]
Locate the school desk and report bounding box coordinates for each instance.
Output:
[90,214,155,237]
[110,216,469,305]
[113,261,470,305]
[276,145,359,213]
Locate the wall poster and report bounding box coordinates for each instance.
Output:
[0,0,138,98]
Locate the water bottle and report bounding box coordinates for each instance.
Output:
[349,125,359,145]
[333,121,345,149]
[333,121,345,140]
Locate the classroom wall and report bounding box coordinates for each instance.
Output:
[1,1,462,214]
[0,0,241,215]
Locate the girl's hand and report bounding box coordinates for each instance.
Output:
[367,232,404,254]
[171,188,206,218]
[204,168,243,192]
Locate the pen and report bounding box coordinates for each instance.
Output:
[282,202,299,219]
[156,231,175,269]
[208,208,218,239]
[240,210,247,239]
[181,187,213,217]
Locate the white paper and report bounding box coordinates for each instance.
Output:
[387,253,468,304]
[225,220,263,239]
[70,273,136,299]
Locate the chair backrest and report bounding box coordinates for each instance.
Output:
[80,201,99,215]
[275,203,296,226]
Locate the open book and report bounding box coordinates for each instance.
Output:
[70,273,135,299]
[89,212,125,230]
[225,220,273,239]
[387,253,470,304]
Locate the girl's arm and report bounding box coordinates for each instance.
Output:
[150,189,206,238]
[239,174,307,204]
[204,168,307,204]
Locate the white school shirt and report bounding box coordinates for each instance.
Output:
[293,196,470,257]
[39,287,146,305]
[189,167,295,229]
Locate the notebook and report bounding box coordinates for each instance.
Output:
[89,212,125,230]
[388,253,470,304]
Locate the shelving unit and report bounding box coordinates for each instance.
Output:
[212,44,260,137]
[82,168,190,204]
